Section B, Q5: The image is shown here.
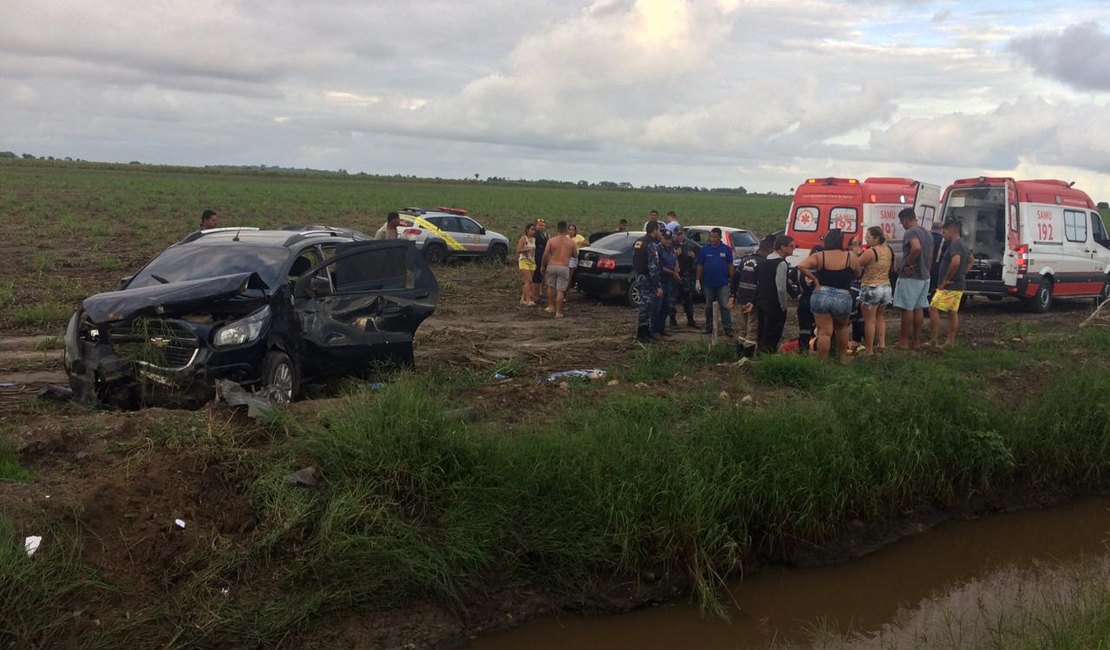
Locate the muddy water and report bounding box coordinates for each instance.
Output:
[466,497,1110,650]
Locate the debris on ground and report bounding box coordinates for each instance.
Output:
[173,519,186,530]
[545,368,606,383]
[284,466,320,487]
[634,382,649,389]
[36,385,74,402]
[741,395,754,406]
[607,379,619,386]
[24,535,42,557]
[215,380,273,418]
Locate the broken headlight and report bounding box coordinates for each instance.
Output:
[213,306,270,348]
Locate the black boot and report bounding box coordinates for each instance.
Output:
[636,326,653,342]
[669,315,678,326]
[687,315,698,328]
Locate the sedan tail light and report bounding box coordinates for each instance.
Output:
[597,257,617,270]
[402,228,423,236]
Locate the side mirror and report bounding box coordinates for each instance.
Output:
[479,227,487,235]
[118,276,133,290]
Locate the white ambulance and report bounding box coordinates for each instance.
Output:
[938,177,1110,312]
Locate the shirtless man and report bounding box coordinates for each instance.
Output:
[541,220,577,318]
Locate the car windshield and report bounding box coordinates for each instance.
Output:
[733,231,759,246]
[592,232,642,250]
[129,243,291,290]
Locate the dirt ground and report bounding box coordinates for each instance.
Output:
[0,262,1102,649]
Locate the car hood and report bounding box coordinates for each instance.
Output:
[83,272,270,324]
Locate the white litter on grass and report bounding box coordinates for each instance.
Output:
[24,536,42,557]
[174,519,186,530]
[546,369,606,383]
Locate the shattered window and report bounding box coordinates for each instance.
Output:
[130,244,291,289]
[334,247,409,292]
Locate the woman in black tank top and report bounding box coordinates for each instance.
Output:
[797,229,860,359]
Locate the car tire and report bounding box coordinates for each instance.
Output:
[1097,276,1110,306]
[261,350,299,404]
[626,281,642,307]
[1027,277,1053,313]
[487,243,508,264]
[424,243,446,265]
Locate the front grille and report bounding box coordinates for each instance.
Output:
[109,319,199,370]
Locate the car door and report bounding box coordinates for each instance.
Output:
[293,240,438,377]
[455,216,488,253]
[1061,208,1091,293]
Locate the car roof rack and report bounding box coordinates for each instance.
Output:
[179,226,260,243]
[283,230,346,247]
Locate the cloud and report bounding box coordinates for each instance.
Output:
[1009,21,1110,92]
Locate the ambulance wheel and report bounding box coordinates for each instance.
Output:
[1098,277,1110,305]
[1028,278,1053,313]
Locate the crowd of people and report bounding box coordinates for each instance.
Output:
[507,207,972,361]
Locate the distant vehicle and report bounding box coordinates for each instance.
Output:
[938,177,1110,312]
[682,226,760,259]
[64,228,437,408]
[784,177,941,267]
[396,207,510,264]
[574,231,646,306]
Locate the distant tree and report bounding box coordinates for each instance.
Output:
[0,151,15,159]
[474,173,480,181]
[1098,201,1108,210]
[21,153,34,159]
[577,180,589,187]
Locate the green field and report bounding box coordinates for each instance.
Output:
[0,160,790,331]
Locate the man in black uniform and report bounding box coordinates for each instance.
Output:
[729,235,773,357]
[633,220,664,342]
[670,228,700,328]
[532,218,549,303]
[753,235,795,353]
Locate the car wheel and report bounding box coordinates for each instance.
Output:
[487,243,508,264]
[626,281,642,307]
[261,350,299,404]
[1097,276,1110,306]
[424,243,446,265]
[1027,278,1053,313]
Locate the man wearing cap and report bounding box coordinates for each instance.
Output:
[729,234,774,357]
[633,220,664,342]
[652,229,678,336]
[375,212,401,240]
[671,229,700,328]
[892,208,934,351]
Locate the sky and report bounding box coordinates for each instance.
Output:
[2,0,1110,198]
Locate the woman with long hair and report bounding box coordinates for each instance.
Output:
[516,223,537,306]
[856,226,893,354]
[797,228,860,359]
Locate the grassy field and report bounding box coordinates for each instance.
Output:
[0,160,790,332]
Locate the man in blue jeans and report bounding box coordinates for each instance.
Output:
[695,228,735,336]
[893,208,934,351]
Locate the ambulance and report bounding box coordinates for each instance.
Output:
[938,177,1110,312]
[785,177,941,266]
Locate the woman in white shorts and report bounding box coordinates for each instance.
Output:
[856,226,893,355]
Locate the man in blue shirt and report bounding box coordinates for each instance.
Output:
[695,228,735,336]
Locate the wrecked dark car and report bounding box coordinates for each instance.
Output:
[63,228,438,408]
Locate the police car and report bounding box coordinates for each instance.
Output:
[396,207,511,265]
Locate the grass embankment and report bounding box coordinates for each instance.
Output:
[3,331,1108,647]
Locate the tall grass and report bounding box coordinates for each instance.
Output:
[0,517,105,648]
[0,427,31,482]
[129,361,1109,646]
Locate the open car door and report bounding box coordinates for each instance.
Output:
[293,240,437,376]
